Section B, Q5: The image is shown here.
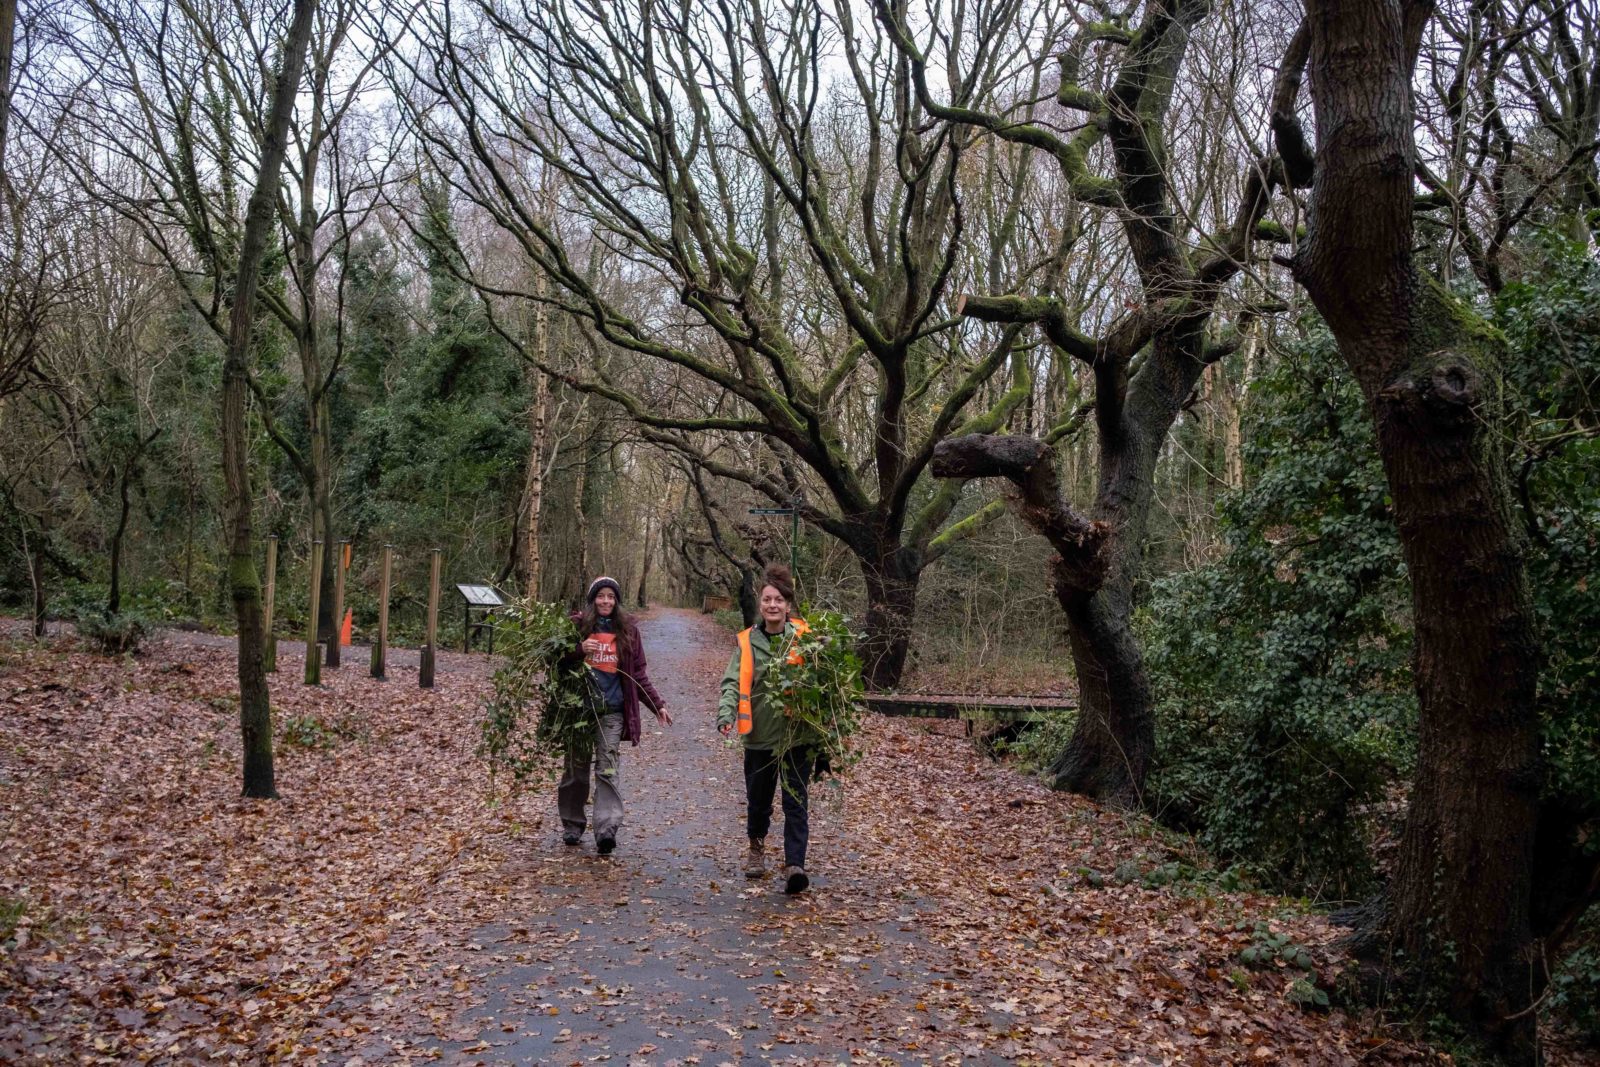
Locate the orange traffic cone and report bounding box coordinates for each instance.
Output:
[340,609,353,647]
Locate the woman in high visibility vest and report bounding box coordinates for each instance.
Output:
[716,562,815,894]
[558,576,671,855]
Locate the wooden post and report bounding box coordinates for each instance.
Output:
[420,547,441,689]
[304,539,323,686]
[263,535,279,672]
[371,544,391,679]
[327,539,348,668]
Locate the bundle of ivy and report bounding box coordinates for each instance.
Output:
[479,597,596,786]
[757,609,868,782]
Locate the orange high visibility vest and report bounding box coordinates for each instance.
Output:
[735,618,810,735]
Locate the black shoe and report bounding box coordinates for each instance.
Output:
[783,865,809,895]
[563,833,581,846]
[597,835,617,856]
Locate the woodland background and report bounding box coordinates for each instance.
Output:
[0,0,1596,1059]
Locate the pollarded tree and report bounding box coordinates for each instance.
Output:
[909,0,1294,805]
[385,0,1072,688]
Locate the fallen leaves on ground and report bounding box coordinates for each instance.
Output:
[0,627,506,1062]
[3,614,1571,1064]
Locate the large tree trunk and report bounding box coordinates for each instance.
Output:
[932,419,1176,809]
[736,565,758,627]
[1047,364,1174,806]
[1345,287,1543,1055]
[222,0,317,800]
[1287,1,1547,1053]
[927,367,1201,805]
[859,540,921,691]
[1051,573,1154,807]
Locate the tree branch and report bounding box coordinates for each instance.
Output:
[930,433,1111,592]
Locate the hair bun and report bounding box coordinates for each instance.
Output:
[762,562,795,604]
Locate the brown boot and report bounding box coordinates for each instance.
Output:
[744,839,766,879]
[783,865,809,895]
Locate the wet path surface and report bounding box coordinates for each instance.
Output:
[436,609,965,1065]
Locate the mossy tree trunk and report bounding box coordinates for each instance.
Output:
[857,537,922,693]
[222,0,318,800]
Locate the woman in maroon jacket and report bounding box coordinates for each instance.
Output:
[558,576,671,854]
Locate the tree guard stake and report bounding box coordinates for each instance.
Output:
[263,535,278,673]
[327,539,348,669]
[420,548,441,689]
[371,544,392,680]
[304,539,323,686]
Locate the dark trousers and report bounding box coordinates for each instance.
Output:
[744,747,813,868]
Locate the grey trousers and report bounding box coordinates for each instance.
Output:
[558,710,624,839]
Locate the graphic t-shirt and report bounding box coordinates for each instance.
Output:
[585,621,624,709]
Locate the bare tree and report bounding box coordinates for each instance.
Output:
[225,0,317,797]
[382,0,1072,687]
[1415,0,1600,293]
[914,0,1289,805]
[0,0,65,402]
[48,0,384,657]
[17,199,171,618]
[679,458,775,625]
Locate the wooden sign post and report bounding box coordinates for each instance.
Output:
[420,548,441,689]
[263,535,279,673]
[327,540,349,669]
[304,539,324,686]
[371,544,392,679]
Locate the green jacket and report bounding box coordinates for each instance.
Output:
[717,621,799,751]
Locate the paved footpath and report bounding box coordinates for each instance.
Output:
[404,609,991,1065]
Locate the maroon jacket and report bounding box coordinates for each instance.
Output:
[568,613,665,746]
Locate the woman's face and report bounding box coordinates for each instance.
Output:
[594,588,617,616]
[759,585,788,626]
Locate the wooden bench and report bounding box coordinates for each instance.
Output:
[700,594,733,613]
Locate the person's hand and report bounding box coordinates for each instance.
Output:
[581,637,602,656]
[718,722,732,737]
[654,705,673,726]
